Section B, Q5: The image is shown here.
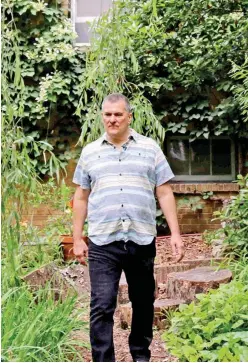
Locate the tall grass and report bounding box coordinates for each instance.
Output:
[1,4,89,361]
[1,286,88,362]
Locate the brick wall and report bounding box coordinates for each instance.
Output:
[22,181,239,235]
[22,205,63,227]
[172,183,239,234]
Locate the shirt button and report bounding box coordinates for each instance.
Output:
[119,159,121,162]
[121,204,124,207]
[119,173,122,176]
[120,188,123,191]
[122,219,125,222]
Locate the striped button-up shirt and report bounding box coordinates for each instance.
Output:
[73,129,174,245]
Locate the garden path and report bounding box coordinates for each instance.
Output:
[67,234,213,362]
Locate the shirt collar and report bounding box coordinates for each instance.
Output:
[100,128,138,145]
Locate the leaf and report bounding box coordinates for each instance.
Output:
[152,0,158,17]
[231,320,244,329]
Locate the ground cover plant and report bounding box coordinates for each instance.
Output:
[162,175,248,362]
[163,278,248,362]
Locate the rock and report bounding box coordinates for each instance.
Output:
[165,266,232,302]
[211,239,226,257]
[119,298,185,329]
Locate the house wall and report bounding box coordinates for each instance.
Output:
[22,168,240,235]
[172,183,239,234]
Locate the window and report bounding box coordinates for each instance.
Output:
[167,136,236,181]
[71,0,113,46]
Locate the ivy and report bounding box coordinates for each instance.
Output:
[2,0,248,174]
[77,0,248,142]
[2,0,85,175]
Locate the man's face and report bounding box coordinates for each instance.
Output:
[102,100,132,139]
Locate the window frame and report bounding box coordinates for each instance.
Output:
[71,0,113,46]
[166,136,236,182]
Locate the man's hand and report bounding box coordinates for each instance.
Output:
[170,234,184,262]
[73,239,88,265]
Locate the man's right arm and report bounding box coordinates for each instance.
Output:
[73,185,91,265]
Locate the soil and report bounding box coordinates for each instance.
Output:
[63,234,212,362]
[155,234,212,265]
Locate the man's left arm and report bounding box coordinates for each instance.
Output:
[156,183,184,262]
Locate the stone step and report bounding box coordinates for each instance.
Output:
[165,266,232,302]
[119,298,185,329]
[118,272,159,305]
[155,258,225,284]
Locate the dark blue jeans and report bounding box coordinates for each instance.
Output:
[88,239,156,362]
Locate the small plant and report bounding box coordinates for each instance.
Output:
[202,229,223,245]
[202,191,214,200]
[156,208,168,229]
[177,196,203,212]
[162,280,248,362]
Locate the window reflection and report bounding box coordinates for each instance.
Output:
[168,140,189,175]
[191,139,210,175]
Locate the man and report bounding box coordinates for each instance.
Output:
[73,93,184,362]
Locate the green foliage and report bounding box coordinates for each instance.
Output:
[156,208,168,229]
[1,286,88,362]
[163,175,248,362]
[3,0,248,165]
[202,229,222,245]
[79,0,248,142]
[230,55,248,123]
[1,17,89,362]
[213,174,248,259]
[163,280,248,362]
[177,196,203,212]
[202,191,214,200]
[2,0,84,175]
[76,5,165,145]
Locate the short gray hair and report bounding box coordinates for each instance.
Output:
[102,93,131,113]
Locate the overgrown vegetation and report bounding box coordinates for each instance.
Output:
[1,6,88,361]
[162,175,248,362]
[2,0,84,176]
[3,0,247,172]
[163,279,248,362]
[77,0,248,144]
[212,174,248,259]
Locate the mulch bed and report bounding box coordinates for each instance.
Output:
[155,234,212,265]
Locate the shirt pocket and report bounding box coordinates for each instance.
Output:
[129,150,154,177]
[87,154,115,183]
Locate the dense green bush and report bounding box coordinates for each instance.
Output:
[77,0,248,143]
[213,174,248,259]
[163,175,248,362]
[2,0,85,175]
[163,280,248,362]
[2,14,89,361]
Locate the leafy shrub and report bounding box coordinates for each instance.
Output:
[213,174,248,259]
[78,0,248,144]
[163,280,248,362]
